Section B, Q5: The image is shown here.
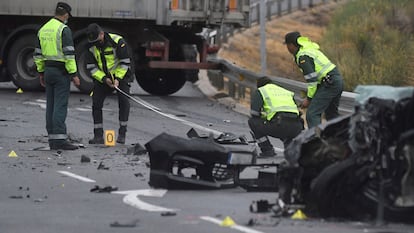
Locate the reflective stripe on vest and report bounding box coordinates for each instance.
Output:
[258,84,299,121]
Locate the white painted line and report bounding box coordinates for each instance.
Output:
[23,101,46,109]
[113,189,178,212]
[200,216,264,233]
[75,107,91,112]
[57,171,96,183]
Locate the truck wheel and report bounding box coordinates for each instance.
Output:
[137,69,186,96]
[7,34,42,91]
[75,40,94,94]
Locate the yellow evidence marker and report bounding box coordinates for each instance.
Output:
[104,130,116,146]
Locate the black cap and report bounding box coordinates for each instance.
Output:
[86,23,103,43]
[257,76,272,88]
[56,2,72,17]
[284,31,301,46]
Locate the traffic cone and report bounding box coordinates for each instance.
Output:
[16,88,23,94]
[291,209,307,220]
[220,216,236,227]
[8,150,18,157]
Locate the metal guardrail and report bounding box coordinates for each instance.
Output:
[207,58,356,115]
[218,0,338,44]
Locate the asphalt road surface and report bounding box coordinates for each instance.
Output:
[1,79,413,233]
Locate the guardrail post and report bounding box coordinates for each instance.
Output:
[228,81,236,98]
[288,0,292,13]
[208,70,224,90]
[309,0,314,7]
[277,0,282,17]
[266,0,272,21]
[238,84,245,99]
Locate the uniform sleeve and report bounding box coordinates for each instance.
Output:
[297,55,317,99]
[61,27,77,77]
[86,47,106,83]
[114,38,131,80]
[33,32,45,73]
[250,90,263,118]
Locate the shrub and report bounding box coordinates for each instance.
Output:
[322,0,414,91]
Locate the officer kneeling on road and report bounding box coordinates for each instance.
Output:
[85,23,132,145]
[248,77,304,157]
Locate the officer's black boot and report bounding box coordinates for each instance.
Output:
[116,126,127,144]
[258,138,276,157]
[89,128,104,144]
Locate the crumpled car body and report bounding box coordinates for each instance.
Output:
[145,131,258,189]
[284,85,414,223]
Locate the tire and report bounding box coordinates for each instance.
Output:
[7,34,43,91]
[136,68,186,96]
[75,40,94,94]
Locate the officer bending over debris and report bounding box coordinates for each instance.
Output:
[85,23,133,145]
[248,76,304,157]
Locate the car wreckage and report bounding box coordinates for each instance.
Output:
[283,85,414,223]
[144,85,414,223]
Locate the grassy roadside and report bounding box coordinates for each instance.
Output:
[219,0,414,92]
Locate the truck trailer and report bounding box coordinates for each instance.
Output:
[0,0,250,95]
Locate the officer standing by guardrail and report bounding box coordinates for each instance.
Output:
[284,31,343,128]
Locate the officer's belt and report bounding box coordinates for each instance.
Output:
[45,60,65,69]
[271,112,299,120]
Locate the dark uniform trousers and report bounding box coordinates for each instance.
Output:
[248,112,304,149]
[92,78,130,134]
[44,66,71,147]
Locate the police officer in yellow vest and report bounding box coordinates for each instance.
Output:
[248,77,304,157]
[34,2,81,150]
[86,23,132,145]
[285,31,344,128]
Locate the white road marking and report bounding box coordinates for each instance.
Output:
[57,171,96,183]
[200,216,264,233]
[23,100,46,109]
[113,189,178,212]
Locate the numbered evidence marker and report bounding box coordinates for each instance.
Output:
[105,130,116,146]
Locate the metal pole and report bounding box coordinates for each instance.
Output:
[260,0,267,75]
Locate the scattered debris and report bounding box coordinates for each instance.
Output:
[161,211,177,217]
[134,173,144,177]
[247,217,280,227]
[90,185,118,193]
[126,143,147,155]
[9,195,23,199]
[97,161,109,170]
[249,200,274,213]
[52,151,62,157]
[81,155,91,163]
[109,219,139,228]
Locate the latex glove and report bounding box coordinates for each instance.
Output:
[105,77,114,88]
[72,76,80,87]
[301,98,311,108]
[39,73,45,87]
